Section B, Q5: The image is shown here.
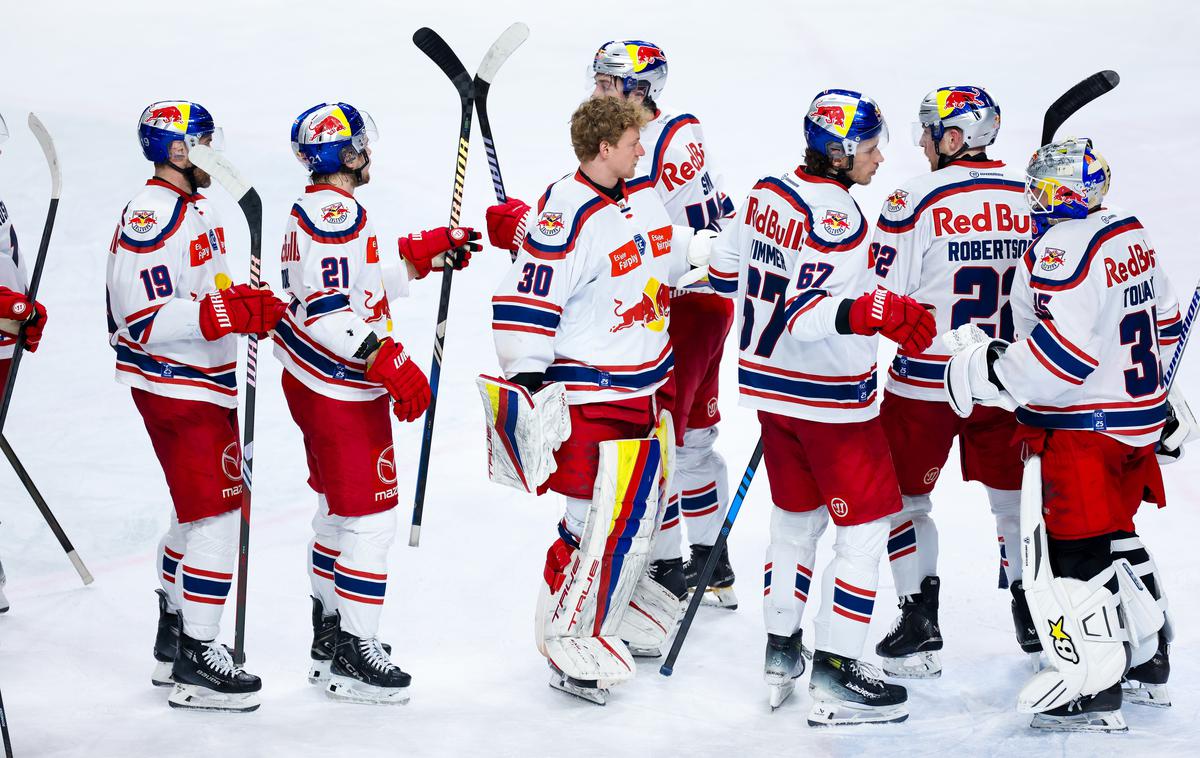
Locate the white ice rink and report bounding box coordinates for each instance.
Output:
[1,1,1199,755]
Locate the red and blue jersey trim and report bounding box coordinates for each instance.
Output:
[124,303,165,343]
[784,289,829,330]
[876,176,1025,234]
[1027,321,1099,385]
[738,358,876,409]
[114,338,238,397]
[755,176,866,253]
[1158,311,1182,347]
[1030,216,1143,292]
[627,113,700,193]
[1016,394,1167,437]
[523,173,622,259]
[889,352,950,389]
[291,202,367,245]
[274,312,375,390]
[303,289,352,325]
[118,197,187,253]
[709,266,739,295]
[544,345,674,394]
[491,295,563,337]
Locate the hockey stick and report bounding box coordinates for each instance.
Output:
[661,438,763,676]
[0,683,12,758]
[1041,70,1120,146]
[473,23,530,263]
[409,25,527,547]
[0,114,59,434]
[1163,283,1198,390]
[186,144,262,665]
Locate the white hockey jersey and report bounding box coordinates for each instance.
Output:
[996,207,1180,448]
[0,195,30,360]
[492,171,694,405]
[106,179,239,407]
[273,184,405,402]
[872,160,1032,401]
[708,168,879,423]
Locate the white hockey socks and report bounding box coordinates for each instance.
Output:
[986,486,1022,586]
[676,426,730,547]
[763,507,827,637]
[886,494,934,597]
[649,491,682,561]
[157,512,186,612]
[814,519,888,659]
[333,509,396,639]
[178,510,238,641]
[309,494,340,615]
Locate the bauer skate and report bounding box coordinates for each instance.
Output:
[151,589,181,687]
[765,630,809,710]
[168,633,261,713]
[876,576,942,679]
[807,651,908,726]
[326,629,411,705]
[1122,635,1170,707]
[684,543,738,610]
[1030,684,1127,733]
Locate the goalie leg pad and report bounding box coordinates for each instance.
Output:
[477,376,570,493]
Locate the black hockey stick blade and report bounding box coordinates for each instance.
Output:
[1041,70,1120,146]
[413,27,473,101]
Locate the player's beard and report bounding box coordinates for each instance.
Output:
[192,166,212,189]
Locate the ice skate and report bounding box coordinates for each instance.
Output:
[1009,580,1044,670]
[152,589,180,687]
[168,633,261,713]
[807,650,908,726]
[309,597,394,685]
[684,543,738,610]
[549,662,608,705]
[326,629,411,705]
[1030,684,1126,733]
[1122,635,1170,707]
[875,576,942,679]
[765,630,808,710]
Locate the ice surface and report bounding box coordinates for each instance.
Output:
[0,1,1198,755]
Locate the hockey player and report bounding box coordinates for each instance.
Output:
[869,86,1036,678]
[944,136,1191,731]
[0,110,51,615]
[486,40,739,615]
[708,89,934,724]
[107,101,286,712]
[484,96,713,704]
[277,102,480,705]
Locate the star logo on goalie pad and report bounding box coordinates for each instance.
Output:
[1047,615,1079,664]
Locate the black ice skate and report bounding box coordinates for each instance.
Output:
[1030,683,1126,733]
[309,597,394,685]
[168,632,261,713]
[1122,634,1170,707]
[548,661,609,706]
[875,575,942,679]
[326,629,411,705]
[764,630,808,710]
[152,589,180,687]
[807,650,908,726]
[648,557,687,602]
[1010,580,1043,670]
[684,542,738,610]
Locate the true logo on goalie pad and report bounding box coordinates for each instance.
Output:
[1047,615,1079,664]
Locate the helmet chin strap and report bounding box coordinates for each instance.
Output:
[168,159,198,193]
[346,149,371,187]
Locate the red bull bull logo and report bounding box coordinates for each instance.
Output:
[1040,247,1067,272]
[610,278,670,333]
[147,105,183,127]
[943,89,984,112]
[626,43,665,73]
[821,210,851,236]
[813,105,846,128]
[309,114,346,142]
[129,209,157,234]
[321,202,349,225]
[363,289,391,324]
[1053,184,1085,208]
[537,212,564,237]
[886,190,909,212]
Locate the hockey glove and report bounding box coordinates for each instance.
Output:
[0,286,47,352]
[485,198,532,253]
[943,324,1017,418]
[1156,386,1197,464]
[398,227,482,280]
[366,338,431,422]
[199,283,287,341]
[848,287,936,352]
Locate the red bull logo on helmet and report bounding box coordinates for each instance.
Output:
[625,43,665,73]
[1052,184,1085,208]
[129,209,157,233]
[309,112,349,143]
[1040,247,1067,272]
[145,103,189,132]
[611,277,670,333]
[941,88,985,114]
[321,202,349,225]
[538,212,564,237]
[813,105,846,128]
[821,210,851,236]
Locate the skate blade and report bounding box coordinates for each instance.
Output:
[167,684,260,713]
[1027,651,1045,673]
[768,680,796,710]
[880,651,942,680]
[698,585,738,610]
[308,659,331,685]
[807,700,908,727]
[151,660,175,688]
[1122,681,1171,708]
[628,644,663,659]
[549,673,608,705]
[1030,709,1127,733]
[325,675,411,706]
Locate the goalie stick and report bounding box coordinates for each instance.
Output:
[409,24,527,547]
[0,684,12,758]
[186,144,262,665]
[661,438,763,676]
[1040,70,1120,146]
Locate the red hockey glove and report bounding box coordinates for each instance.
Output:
[199,283,287,341]
[0,286,47,352]
[485,198,531,253]
[365,338,431,422]
[848,287,936,353]
[398,227,482,280]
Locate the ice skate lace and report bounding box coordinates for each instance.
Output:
[848,659,885,684]
[201,642,241,677]
[360,637,396,673]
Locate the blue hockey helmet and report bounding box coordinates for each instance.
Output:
[591,40,669,101]
[804,89,888,162]
[1025,137,1111,236]
[291,103,378,175]
[137,101,222,163]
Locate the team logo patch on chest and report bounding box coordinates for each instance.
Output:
[611,277,670,333]
[885,190,909,212]
[1040,247,1067,271]
[321,203,350,225]
[822,210,850,236]
[129,210,157,234]
[538,212,564,236]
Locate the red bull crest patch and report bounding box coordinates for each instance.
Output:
[321,202,349,225]
[885,190,909,213]
[538,212,564,237]
[821,210,851,236]
[129,210,157,234]
[1040,247,1067,272]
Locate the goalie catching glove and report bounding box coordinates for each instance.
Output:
[1156,386,1196,464]
[943,323,1018,418]
[476,375,571,493]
